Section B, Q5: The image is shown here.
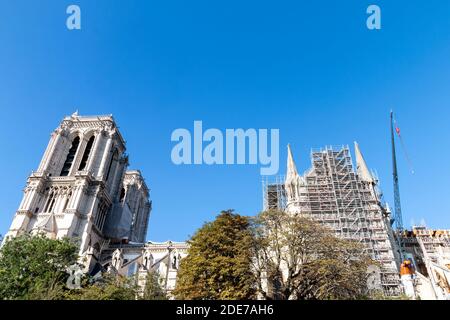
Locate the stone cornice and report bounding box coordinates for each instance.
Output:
[16,209,33,218]
[59,114,126,151]
[65,209,83,218]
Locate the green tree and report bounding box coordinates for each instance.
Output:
[368,291,410,300]
[250,210,373,300]
[0,234,144,300]
[65,273,138,300]
[141,270,167,300]
[173,210,256,300]
[0,234,78,300]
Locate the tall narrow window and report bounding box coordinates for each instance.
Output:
[78,136,95,171]
[44,192,54,212]
[105,149,118,182]
[44,192,57,213]
[60,137,80,176]
[94,201,110,231]
[48,197,56,213]
[62,192,72,212]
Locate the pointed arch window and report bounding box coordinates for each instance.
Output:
[62,191,72,212]
[94,201,110,231]
[78,136,95,171]
[44,192,56,213]
[48,197,56,213]
[105,149,118,182]
[43,193,52,212]
[60,137,80,176]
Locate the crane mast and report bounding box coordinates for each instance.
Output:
[390,110,404,259]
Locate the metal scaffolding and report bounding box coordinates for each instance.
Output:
[263,145,403,296]
[262,175,286,211]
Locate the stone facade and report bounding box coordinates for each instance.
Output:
[4,113,152,272]
[101,241,189,297]
[401,227,450,299]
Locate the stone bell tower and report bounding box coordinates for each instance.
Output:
[4,112,151,272]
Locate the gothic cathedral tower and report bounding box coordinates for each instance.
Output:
[4,113,151,272]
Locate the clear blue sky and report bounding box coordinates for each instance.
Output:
[1,1,450,241]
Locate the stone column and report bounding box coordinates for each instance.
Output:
[98,134,113,179]
[57,191,69,214]
[23,188,36,211]
[71,183,86,212]
[39,130,63,173]
[86,130,103,174]
[72,137,88,174]
[18,187,30,211]
[69,133,85,176]
[21,181,43,212]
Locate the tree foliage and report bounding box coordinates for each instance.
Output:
[141,270,167,300]
[250,210,373,300]
[0,211,378,301]
[0,234,139,300]
[173,210,256,300]
[64,274,138,300]
[0,234,78,300]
